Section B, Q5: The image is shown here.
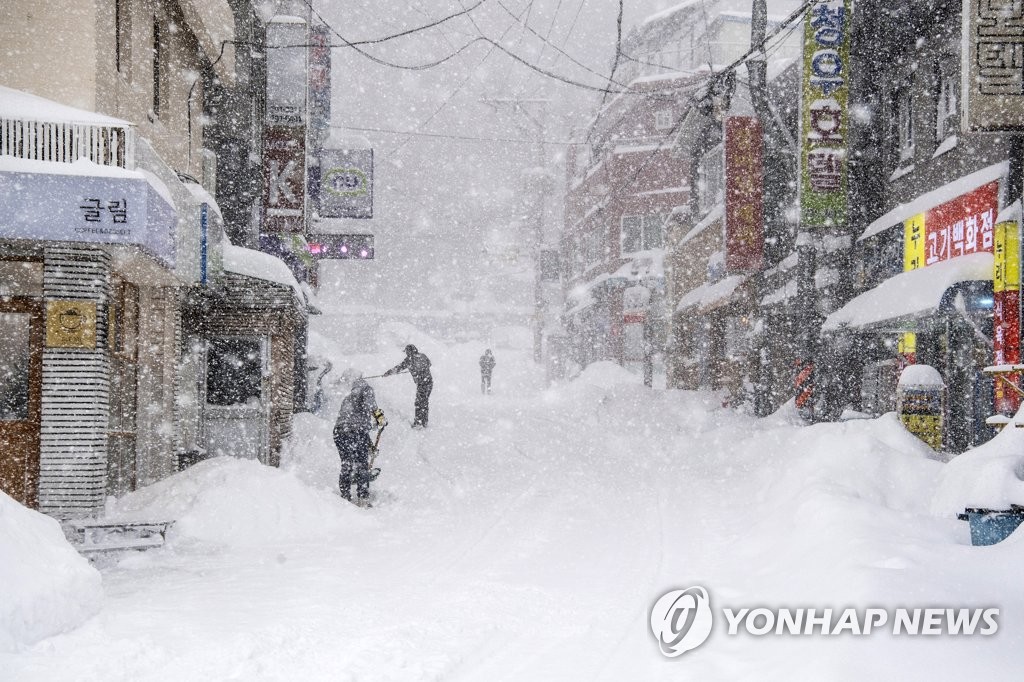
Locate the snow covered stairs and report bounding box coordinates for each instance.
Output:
[64,520,174,556]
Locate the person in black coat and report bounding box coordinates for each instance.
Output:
[383,344,433,428]
[333,368,386,505]
[479,349,496,394]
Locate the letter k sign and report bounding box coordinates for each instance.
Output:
[269,159,298,206]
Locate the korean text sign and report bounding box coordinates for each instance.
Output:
[799,0,851,227]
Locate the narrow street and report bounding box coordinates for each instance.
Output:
[4,338,1022,680]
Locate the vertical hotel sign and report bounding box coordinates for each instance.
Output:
[724,117,764,272]
[799,0,852,227]
[963,0,1024,131]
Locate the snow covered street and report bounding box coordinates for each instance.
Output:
[4,332,1024,680]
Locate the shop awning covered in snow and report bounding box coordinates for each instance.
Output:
[676,275,747,313]
[0,155,176,267]
[822,252,993,332]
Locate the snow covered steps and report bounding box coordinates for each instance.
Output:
[63,520,174,555]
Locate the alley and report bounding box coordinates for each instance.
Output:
[4,337,1022,680]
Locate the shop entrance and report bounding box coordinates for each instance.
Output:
[0,300,43,507]
[202,336,269,462]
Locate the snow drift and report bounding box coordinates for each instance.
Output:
[107,457,374,549]
[0,492,102,652]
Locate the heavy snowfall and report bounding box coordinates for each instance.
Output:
[4,0,1024,679]
[4,325,1024,679]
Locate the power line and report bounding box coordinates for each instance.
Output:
[331,124,578,145]
[345,0,488,46]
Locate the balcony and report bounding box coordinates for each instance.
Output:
[0,86,134,169]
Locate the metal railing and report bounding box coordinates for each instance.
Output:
[0,118,134,169]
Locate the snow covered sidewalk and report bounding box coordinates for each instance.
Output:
[3,339,1024,680]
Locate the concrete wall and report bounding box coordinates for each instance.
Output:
[0,0,99,110]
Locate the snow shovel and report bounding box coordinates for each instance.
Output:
[368,423,386,481]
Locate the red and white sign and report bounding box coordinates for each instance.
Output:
[724,117,764,273]
[923,181,999,266]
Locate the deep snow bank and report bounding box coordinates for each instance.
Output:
[0,492,102,652]
[107,457,373,548]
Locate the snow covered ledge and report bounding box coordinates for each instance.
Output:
[221,240,303,303]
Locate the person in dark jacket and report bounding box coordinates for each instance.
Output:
[333,368,386,505]
[479,349,496,394]
[383,344,433,428]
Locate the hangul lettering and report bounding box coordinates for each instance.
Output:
[951,219,965,256]
[107,199,128,224]
[807,149,843,191]
[965,214,979,251]
[982,208,995,249]
[79,198,102,222]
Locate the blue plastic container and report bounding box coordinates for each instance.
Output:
[960,508,1024,546]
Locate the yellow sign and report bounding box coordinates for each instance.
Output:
[900,413,942,450]
[898,332,916,356]
[903,213,926,272]
[994,221,1020,294]
[46,301,97,349]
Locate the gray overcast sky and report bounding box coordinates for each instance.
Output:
[312,0,800,312]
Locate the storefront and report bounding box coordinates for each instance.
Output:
[0,149,177,516]
[825,163,1011,451]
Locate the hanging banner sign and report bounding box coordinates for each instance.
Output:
[724,117,764,273]
[799,0,852,228]
[262,126,306,233]
[319,149,373,219]
[993,220,1021,413]
[963,0,1024,131]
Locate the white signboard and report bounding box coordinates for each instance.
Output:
[320,149,373,219]
[0,169,176,266]
[963,0,1024,131]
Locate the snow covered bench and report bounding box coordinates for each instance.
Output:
[64,520,174,555]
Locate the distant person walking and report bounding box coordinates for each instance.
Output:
[383,344,433,428]
[479,349,496,394]
[333,368,386,506]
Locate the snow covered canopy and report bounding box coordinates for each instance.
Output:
[822,252,993,332]
[676,274,747,313]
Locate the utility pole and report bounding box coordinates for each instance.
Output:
[481,97,551,364]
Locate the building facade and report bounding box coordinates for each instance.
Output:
[0,0,308,518]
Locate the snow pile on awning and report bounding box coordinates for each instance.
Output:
[679,204,724,245]
[222,240,302,300]
[859,161,1008,241]
[676,275,746,312]
[0,85,131,126]
[0,491,102,652]
[823,252,993,331]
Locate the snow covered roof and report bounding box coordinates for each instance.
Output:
[0,86,130,127]
[822,252,993,332]
[0,155,139,178]
[676,275,746,312]
[641,0,702,26]
[222,241,303,301]
[858,161,1009,242]
[183,181,223,220]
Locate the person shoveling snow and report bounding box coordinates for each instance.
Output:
[332,368,387,507]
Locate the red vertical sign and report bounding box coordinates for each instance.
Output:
[724,117,764,273]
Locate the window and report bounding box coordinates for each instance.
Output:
[621,215,665,253]
[115,0,130,74]
[621,215,643,253]
[152,16,163,116]
[643,214,664,249]
[655,109,674,131]
[896,85,914,161]
[206,338,263,407]
[936,67,958,141]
